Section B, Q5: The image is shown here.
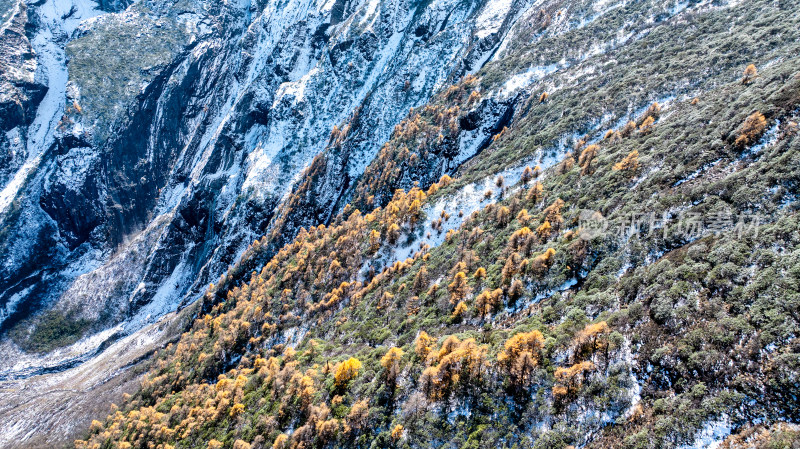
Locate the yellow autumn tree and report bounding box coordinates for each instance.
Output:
[391,424,404,440]
[508,279,524,302]
[501,252,521,285]
[578,144,598,175]
[334,358,362,389]
[558,152,575,174]
[413,265,429,293]
[448,271,471,304]
[735,111,767,149]
[386,223,400,244]
[620,120,637,137]
[229,402,245,418]
[516,208,531,224]
[521,166,535,185]
[495,205,511,226]
[613,150,639,174]
[641,102,661,122]
[408,199,422,223]
[509,227,534,253]
[526,181,543,204]
[452,301,468,319]
[498,330,545,396]
[604,129,622,142]
[419,336,488,400]
[543,198,565,229]
[475,290,492,318]
[345,399,369,435]
[742,64,758,84]
[639,116,655,134]
[233,440,251,449]
[381,347,404,383]
[415,331,435,360]
[530,248,556,277]
[536,220,552,240]
[475,288,504,319]
[369,229,381,253]
[574,321,610,363]
[553,361,595,401]
[272,434,289,449]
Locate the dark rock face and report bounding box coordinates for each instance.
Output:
[0,2,46,186]
[95,0,132,12]
[0,4,43,125]
[39,147,104,250]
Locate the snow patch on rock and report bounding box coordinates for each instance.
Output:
[474,0,513,39]
[678,416,732,449]
[0,0,103,216]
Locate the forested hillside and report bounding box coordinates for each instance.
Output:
[76,2,800,444]
[1,0,798,447]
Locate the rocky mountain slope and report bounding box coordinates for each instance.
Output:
[0,0,530,378]
[1,0,799,447]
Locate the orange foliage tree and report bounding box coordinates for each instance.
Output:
[381,347,405,385]
[334,358,362,389]
[735,111,767,149]
[498,330,545,397]
[448,271,471,304]
[613,150,640,174]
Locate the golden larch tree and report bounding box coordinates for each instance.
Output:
[381,347,405,384]
[613,150,640,174]
[334,358,362,389]
[448,271,471,304]
[742,64,758,84]
[735,111,767,149]
[498,330,545,396]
